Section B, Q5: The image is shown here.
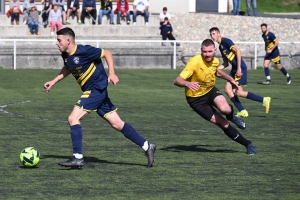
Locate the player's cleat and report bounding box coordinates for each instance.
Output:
[231,115,246,130]
[145,142,156,167]
[236,109,249,118]
[246,143,257,155]
[262,79,271,85]
[263,97,271,113]
[58,156,85,168]
[287,76,292,85]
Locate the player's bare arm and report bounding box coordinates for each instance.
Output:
[44,66,71,92]
[231,45,243,77]
[216,68,239,90]
[104,50,119,86]
[219,56,229,70]
[174,76,200,92]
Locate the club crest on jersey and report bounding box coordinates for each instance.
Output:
[73,57,80,64]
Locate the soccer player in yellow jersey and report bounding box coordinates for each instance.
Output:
[174,39,256,155]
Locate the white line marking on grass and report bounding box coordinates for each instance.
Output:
[0,100,67,123]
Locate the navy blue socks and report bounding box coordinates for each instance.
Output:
[121,123,146,148]
[70,124,83,155]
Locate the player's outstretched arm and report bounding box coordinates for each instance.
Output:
[44,66,71,92]
[174,75,200,92]
[104,50,119,86]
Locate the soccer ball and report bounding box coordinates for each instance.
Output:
[20,147,40,167]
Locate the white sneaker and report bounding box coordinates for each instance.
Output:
[133,22,136,25]
[145,22,149,25]
[50,32,54,36]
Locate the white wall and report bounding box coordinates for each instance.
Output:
[149,0,190,14]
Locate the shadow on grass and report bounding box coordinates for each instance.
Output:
[19,166,39,169]
[160,145,238,153]
[41,155,146,167]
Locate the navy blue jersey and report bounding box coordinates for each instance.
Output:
[262,31,278,51]
[61,44,108,91]
[219,37,247,70]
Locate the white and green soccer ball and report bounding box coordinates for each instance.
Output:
[20,147,40,167]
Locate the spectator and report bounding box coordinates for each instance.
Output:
[160,17,179,46]
[27,4,40,35]
[114,0,129,25]
[52,0,67,24]
[66,0,82,24]
[41,0,52,28]
[159,7,170,23]
[247,0,257,16]
[131,0,149,25]
[23,0,35,24]
[81,0,97,25]
[49,4,62,35]
[232,0,240,15]
[9,0,21,25]
[99,0,114,25]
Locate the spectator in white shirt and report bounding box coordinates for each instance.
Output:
[159,7,171,24]
[130,0,149,25]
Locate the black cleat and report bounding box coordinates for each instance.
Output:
[287,76,291,85]
[145,142,156,167]
[231,115,246,130]
[58,156,85,168]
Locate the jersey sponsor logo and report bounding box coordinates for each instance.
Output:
[73,57,80,64]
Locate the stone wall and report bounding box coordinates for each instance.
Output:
[171,13,300,69]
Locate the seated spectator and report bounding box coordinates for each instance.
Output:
[130,0,149,25]
[159,7,171,23]
[27,4,40,35]
[23,0,36,24]
[8,0,22,25]
[99,0,114,25]
[49,4,62,35]
[41,0,52,28]
[160,17,179,46]
[114,0,129,25]
[81,0,97,25]
[66,0,82,24]
[52,0,67,24]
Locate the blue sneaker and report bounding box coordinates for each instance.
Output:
[231,115,246,130]
[246,143,257,155]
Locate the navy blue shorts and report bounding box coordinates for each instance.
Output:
[229,69,247,86]
[75,89,117,118]
[264,49,281,64]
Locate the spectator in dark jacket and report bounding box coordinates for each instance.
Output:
[160,17,179,46]
[99,0,114,25]
[114,0,128,25]
[41,0,52,28]
[66,0,82,24]
[81,0,96,25]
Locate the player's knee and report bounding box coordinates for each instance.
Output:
[276,64,282,70]
[68,115,79,125]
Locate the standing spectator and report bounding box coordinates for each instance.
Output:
[52,0,67,24]
[27,4,40,35]
[66,0,82,24]
[41,0,52,28]
[232,0,240,15]
[49,4,62,35]
[131,0,149,25]
[23,0,35,24]
[114,0,129,25]
[247,0,257,16]
[160,17,179,46]
[81,0,97,25]
[99,0,114,25]
[9,0,21,25]
[159,7,170,23]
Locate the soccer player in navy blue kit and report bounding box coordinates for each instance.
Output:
[260,23,291,85]
[44,27,156,168]
[210,27,271,118]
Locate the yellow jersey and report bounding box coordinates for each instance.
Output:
[180,54,220,97]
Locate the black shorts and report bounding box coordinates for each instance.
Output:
[186,87,223,121]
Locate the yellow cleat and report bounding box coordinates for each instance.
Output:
[263,97,271,113]
[236,110,249,118]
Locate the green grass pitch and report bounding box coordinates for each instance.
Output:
[0,68,299,199]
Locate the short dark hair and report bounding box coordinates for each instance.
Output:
[57,27,75,41]
[209,27,220,33]
[163,7,167,11]
[261,23,267,28]
[201,39,215,47]
[164,17,168,20]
